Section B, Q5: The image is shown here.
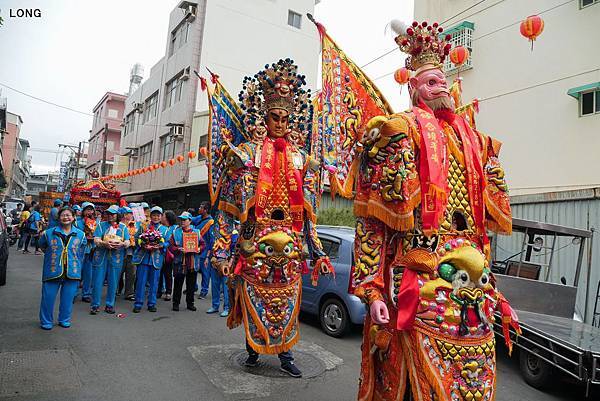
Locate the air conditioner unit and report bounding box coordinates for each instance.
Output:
[171,125,184,139]
[185,5,197,21]
[133,102,144,113]
[129,149,139,158]
[180,72,190,81]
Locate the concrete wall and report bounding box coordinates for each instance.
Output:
[88,93,126,172]
[414,0,600,196]
[2,112,22,198]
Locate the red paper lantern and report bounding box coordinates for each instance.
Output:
[520,15,544,50]
[152,163,159,170]
[177,155,184,162]
[160,161,167,168]
[168,158,176,166]
[188,151,196,159]
[148,165,155,172]
[394,67,410,85]
[449,46,469,66]
[199,147,208,157]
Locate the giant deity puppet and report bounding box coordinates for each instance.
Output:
[204,60,333,377]
[311,16,521,401]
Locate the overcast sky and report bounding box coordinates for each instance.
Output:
[0,0,413,174]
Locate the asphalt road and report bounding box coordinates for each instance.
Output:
[0,252,596,401]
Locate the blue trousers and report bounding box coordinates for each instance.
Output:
[199,257,211,295]
[134,264,161,308]
[210,267,230,310]
[91,260,122,308]
[80,253,93,298]
[40,278,79,329]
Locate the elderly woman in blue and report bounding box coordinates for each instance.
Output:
[39,207,86,330]
[90,204,130,315]
[132,206,168,313]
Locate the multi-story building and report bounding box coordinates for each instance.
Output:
[86,92,126,177]
[414,0,600,196]
[1,111,31,200]
[26,172,60,200]
[117,0,320,209]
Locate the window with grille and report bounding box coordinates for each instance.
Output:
[581,0,598,8]
[580,90,600,116]
[165,74,184,109]
[443,21,474,75]
[288,10,302,29]
[139,142,153,167]
[160,133,174,161]
[144,92,159,123]
[198,134,208,160]
[169,21,191,57]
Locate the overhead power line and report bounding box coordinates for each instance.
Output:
[0,82,93,116]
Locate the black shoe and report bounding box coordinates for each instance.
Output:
[82,296,91,303]
[133,307,141,313]
[187,305,197,311]
[148,306,157,312]
[244,354,259,367]
[90,307,99,315]
[105,306,115,314]
[280,362,302,378]
[125,295,135,301]
[172,304,179,311]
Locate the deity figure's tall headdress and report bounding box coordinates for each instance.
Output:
[390,20,452,74]
[238,59,312,146]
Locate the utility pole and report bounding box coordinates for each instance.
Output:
[101,122,108,176]
[74,141,82,184]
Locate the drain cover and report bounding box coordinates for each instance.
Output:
[230,349,326,379]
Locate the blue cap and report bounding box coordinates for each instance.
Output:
[178,211,192,220]
[81,202,95,210]
[72,205,82,212]
[54,199,63,206]
[150,206,163,214]
[121,206,133,214]
[128,202,138,208]
[106,205,120,214]
[141,202,150,209]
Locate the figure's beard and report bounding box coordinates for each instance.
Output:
[411,91,455,111]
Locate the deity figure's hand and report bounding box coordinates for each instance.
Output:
[370,300,390,325]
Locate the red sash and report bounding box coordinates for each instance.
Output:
[255,138,304,232]
[412,104,449,235]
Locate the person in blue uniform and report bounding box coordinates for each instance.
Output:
[38,207,86,330]
[169,212,204,311]
[75,202,96,302]
[118,207,139,301]
[191,201,214,299]
[48,199,63,228]
[132,206,168,313]
[90,205,130,315]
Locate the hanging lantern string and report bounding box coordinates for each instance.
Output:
[98,149,201,181]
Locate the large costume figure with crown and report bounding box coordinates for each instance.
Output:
[206,59,332,377]
[310,16,521,401]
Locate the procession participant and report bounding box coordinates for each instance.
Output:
[209,59,333,377]
[48,199,63,228]
[157,210,177,301]
[118,206,139,300]
[90,205,129,315]
[140,202,151,222]
[325,20,521,401]
[207,214,231,317]
[72,204,82,218]
[17,205,31,251]
[23,204,43,255]
[75,202,97,302]
[169,212,204,311]
[191,201,214,299]
[132,206,168,313]
[38,207,86,330]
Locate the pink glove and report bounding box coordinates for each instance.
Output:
[370,300,390,325]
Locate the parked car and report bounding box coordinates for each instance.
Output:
[0,210,10,286]
[301,225,366,337]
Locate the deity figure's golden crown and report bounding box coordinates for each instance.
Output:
[392,20,452,72]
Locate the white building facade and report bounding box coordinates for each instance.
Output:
[118,0,320,208]
[415,0,600,196]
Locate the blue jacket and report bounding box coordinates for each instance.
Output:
[191,215,214,259]
[92,221,130,267]
[132,223,168,268]
[29,210,42,231]
[39,225,87,281]
[170,227,203,272]
[48,207,60,228]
